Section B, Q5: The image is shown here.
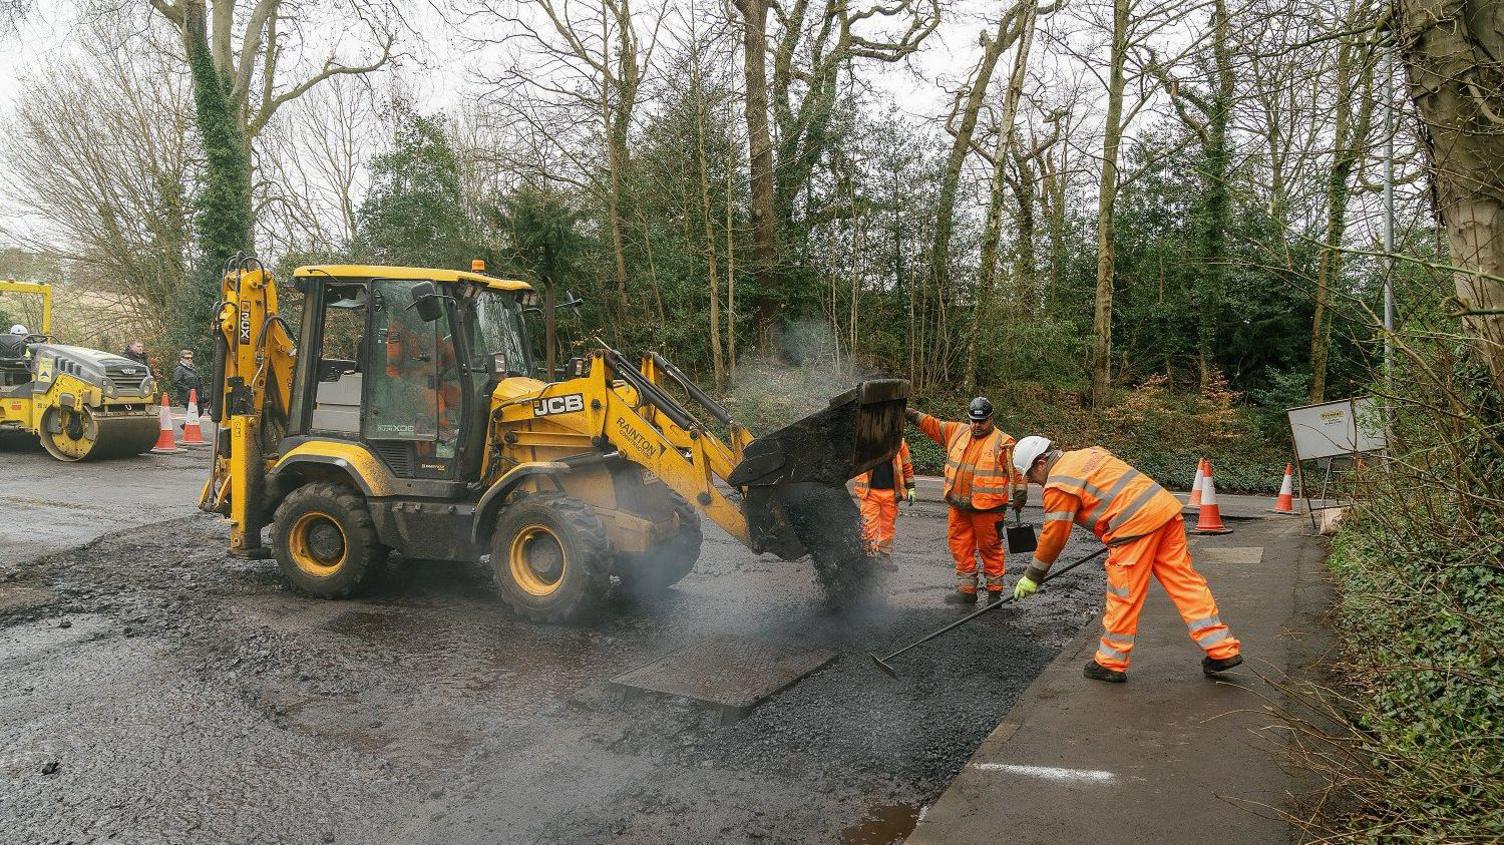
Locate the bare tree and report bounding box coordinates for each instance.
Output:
[733,0,940,348]
[933,0,1048,318]
[3,36,195,344]
[958,1,1045,392]
[256,74,380,254]
[1308,0,1379,402]
[467,0,660,314]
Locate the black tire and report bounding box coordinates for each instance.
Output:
[615,490,703,598]
[775,481,874,601]
[491,493,612,624]
[272,482,387,598]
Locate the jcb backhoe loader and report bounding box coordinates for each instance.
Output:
[0,280,160,460]
[200,257,908,622]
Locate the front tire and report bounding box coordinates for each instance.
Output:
[272,482,387,598]
[491,493,612,623]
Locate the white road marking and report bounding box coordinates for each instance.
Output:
[969,763,1117,784]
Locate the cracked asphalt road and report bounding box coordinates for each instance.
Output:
[0,444,1105,844]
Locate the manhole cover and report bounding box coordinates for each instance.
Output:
[610,636,836,723]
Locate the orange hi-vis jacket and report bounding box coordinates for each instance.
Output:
[854,441,915,498]
[915,413,1024,511]
[1026,447,1182,578]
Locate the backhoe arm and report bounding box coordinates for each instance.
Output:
[200,257,297,558]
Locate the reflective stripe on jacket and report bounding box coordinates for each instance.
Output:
[915,413,1022,511]
[1032,447,1180,566]
[854,440,915,498]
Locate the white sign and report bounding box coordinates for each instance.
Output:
[1287,397,1387,461]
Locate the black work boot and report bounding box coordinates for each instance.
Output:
[878,552,899,573]
[1083,660,1127,683]
[1202,654,1244,676]
[944,590,979,606]
[986,590,1004,604]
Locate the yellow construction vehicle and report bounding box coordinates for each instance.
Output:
[200,257,907,621]
[0,280,160,460]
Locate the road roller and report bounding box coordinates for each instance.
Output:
[0,280,160,460]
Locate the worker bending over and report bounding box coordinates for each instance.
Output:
[907,398,1026,604]
[854,439,915,571]
[1010,436,1243,683]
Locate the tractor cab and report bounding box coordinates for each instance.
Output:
[287,265,536,484]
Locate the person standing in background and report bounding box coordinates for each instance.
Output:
[853,440,915,571]
[171,348,205,408]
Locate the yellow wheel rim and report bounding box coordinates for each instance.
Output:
[508,525,567,597]
[288,511,349,577]
[43,407,95,460]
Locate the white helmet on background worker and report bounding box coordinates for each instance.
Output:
[8,324,27,335]
[1013,435,1054,475]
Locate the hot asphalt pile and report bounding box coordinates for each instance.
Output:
[1,502,1104,844]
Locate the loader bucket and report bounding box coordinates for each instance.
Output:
[728,379,909,563]
[727,379,909,489]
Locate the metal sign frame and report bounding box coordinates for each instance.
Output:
[1285,397,1388,531]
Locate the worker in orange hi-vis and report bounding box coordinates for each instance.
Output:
[907,398,1027,605]
[853,440,916,572]
[1009,436,1244,683]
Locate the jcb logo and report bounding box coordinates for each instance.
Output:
[533,393,585,417]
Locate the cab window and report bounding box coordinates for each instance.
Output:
[365,279,462,460]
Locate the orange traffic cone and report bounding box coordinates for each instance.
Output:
[1269,463,1297,514]
[180,389,207,446]
[1188,458,1207,508]
[1192,462,1233,534]
[150,393,184,454]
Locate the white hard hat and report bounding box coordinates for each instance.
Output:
[8,324,27,335]
[1013,435,1054,475]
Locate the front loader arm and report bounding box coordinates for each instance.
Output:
[200,257,296,558]
[597,373,752,546]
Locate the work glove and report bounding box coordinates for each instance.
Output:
[1013,575,1040,601]
[904,407,920,423]
[1010,488,1027,512]
[906,487,916,506]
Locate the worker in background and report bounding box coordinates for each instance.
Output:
[122,340,151,370]
[171,348,204,407]
[1010,436,1243,683]
[907,398,1027,604]
[853,439,915,571]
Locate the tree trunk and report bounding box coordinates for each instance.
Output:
[932,7,1023,301]
[735,0,781,350]
[961,2,1038,393]
[1197,0,1233,388]
[691,47,724,386]
[1309,25,1376,403]
[1090,0,1128,408]
[1395,0,1504,393]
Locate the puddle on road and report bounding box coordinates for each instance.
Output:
[840,802,921,844]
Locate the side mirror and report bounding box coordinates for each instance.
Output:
[410,281,443,322]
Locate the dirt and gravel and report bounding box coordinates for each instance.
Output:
[0,444,1106,845]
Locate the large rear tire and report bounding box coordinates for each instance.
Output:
[272,482,387,598]
[615,490,702,598]
[491,493,612,624]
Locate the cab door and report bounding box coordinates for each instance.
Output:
[363,279,465,479]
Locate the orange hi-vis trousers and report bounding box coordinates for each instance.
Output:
[858,489,900,555]
[1095,515,1241,671]
[948,508,1007,593]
